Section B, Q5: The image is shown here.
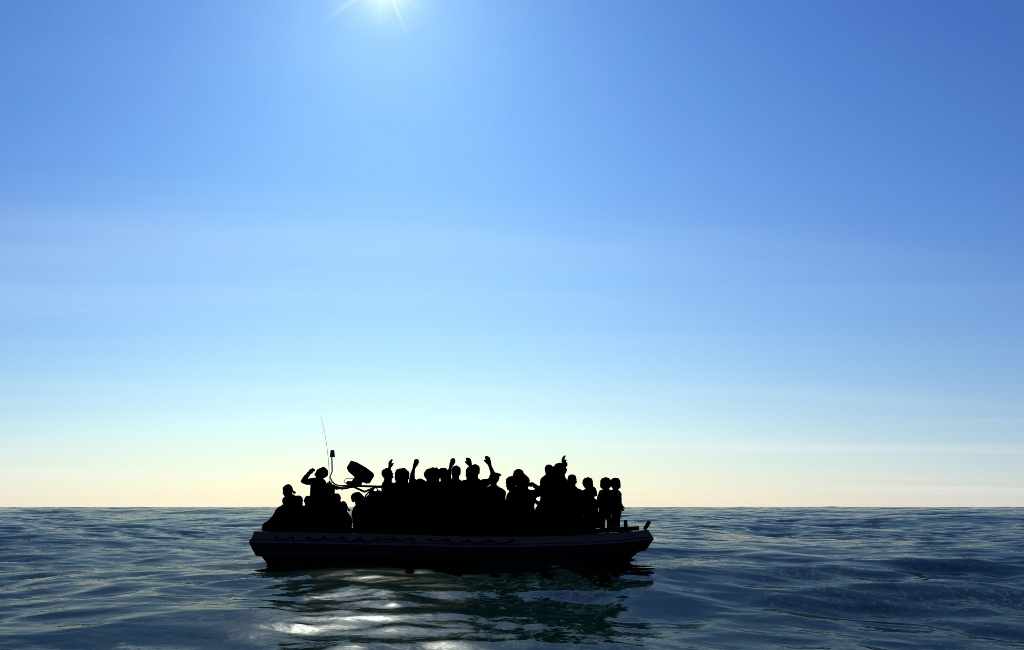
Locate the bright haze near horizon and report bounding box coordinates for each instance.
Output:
[1,1,1022,507]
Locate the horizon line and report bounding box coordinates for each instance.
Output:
[2,504,1022,509]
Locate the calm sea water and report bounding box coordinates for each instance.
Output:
[1,508,1022,649]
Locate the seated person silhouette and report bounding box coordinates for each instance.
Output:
[283,484,303,508]
[331,494,353,531]
[261,484,305,531]
[350,492,366,530]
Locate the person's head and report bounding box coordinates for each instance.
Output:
[544,464,553,476]
[611,477,621,490]
[450,465,461,480]
[339,500,349,511]
[351,493,364,505]
[395,468,409,485]
[467,464,480,480]
[315,467,329,480]
[582,477,593,489]
[334,493,341,502]
[506,476,515,490]
[600,477,610,490]
[282,484,295,496]
[304,496,311,505]
[568,474,577,487]
[557,463,567,477]
[381,466,393,480]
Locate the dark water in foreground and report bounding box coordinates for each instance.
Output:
[1,509,1023,649]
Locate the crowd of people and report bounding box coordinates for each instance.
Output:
[262,456,626,534]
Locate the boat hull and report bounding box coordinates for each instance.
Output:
[250,529,654,569]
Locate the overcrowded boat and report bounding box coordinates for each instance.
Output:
[249,454,654,569]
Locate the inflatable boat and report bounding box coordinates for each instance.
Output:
[250,527,654,569]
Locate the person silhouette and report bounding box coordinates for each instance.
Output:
[504,468,536,532]
[610,477,624,529]
[261,484,305,531]
[332,494,352,531]
[301,467,335,506]
[483,456,501,485]
[350,492,365,530]
[282,484,303,508]
[581,477,598,528]
[597,477,613,530]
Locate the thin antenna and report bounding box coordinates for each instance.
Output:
[320,416,330,462]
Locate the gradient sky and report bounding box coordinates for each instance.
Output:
[2,0,1022,506]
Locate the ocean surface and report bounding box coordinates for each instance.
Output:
[1,508,1022,649]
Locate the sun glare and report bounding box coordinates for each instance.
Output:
[334,0,407,28]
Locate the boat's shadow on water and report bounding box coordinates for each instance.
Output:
[253,564,656,646]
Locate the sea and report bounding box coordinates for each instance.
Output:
[1,508,1022,649]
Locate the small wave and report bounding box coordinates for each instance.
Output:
[1,508,1023,648]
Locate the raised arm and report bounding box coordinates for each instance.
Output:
[484,455,500,485]
[300,468,315,485]
[411,458,420,481]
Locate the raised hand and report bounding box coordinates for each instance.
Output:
[388,459,394,469]
[484,455,492,465]
[412,458,420,467]
[465,457,473,466]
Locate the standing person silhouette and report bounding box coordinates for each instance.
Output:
[610,477,624,529]
[597,477,613,530]
[581,477,598,528]
[301,467,335,506]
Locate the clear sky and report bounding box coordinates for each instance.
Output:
[1,0,1022,506]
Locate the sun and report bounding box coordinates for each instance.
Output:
[333,0,408,28]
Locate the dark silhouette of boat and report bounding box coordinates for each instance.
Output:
[252,455,654,569]
[250,526,654,569]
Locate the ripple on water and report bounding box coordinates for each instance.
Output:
[0,508,1023,648]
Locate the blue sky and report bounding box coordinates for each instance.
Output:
[1,1,1022,505]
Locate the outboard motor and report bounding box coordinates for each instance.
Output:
[346,461,374,487]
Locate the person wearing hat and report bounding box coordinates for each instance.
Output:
[281,484,303,509]
[262,483,305,531]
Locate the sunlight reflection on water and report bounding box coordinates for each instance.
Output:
[1,508,1022,648]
